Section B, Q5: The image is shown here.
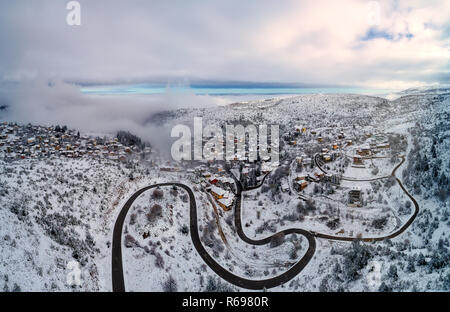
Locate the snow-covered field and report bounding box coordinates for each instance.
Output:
[123,184,211,292]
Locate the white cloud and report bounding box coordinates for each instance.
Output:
[0,0,448,88]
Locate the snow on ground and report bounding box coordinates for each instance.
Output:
[123,184,208,291]
[0,157,131,291]
[0,89,448,292]
[197,191,308,281]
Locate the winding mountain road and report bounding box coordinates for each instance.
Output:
[112,182,315,291]
[112,153,419,291]
[311,155,419,242]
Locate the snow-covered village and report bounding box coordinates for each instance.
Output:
[0,88,449,292]
[0,0,449,300]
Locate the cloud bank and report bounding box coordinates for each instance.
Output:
[0,77,219,155]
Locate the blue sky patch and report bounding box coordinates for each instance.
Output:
[361,27,414,41]
[361,28,394,41]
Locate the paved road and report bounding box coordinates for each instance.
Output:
[112,155,418,291]
[311,155,419,241]
[314,153,395,182]
[230,172,317,285]
[112,182,315,291]
[112,183,175,292]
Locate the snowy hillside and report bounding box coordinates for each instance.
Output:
[0,89,449,292]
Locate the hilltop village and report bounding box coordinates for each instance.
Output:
[0,91,448,292]
[0,119,400,217]
[0,122,151,163]
[171,123,401,216]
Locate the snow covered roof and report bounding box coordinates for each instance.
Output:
[217,197,233,207]
[261,162,277,172]
[217,177,234,184]
[210,185,227,197]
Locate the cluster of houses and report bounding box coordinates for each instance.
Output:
[292,170,341,192]
[286,125,354,147]
[286,125,372,208]
[320,147,341,163]
[0,122,148,162]
[209,184,235,211]
[286,126,355,168]
[296,155,313,167]
[197,168,236,211]
[288,127,349,192]
[352,134,391,167]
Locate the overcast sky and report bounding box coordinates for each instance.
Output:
[0,0,448,89]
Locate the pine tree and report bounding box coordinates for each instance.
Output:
[388,264,398,280]
[417,253,426,266]
[407,257,416,272]
[431,144,436,158]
